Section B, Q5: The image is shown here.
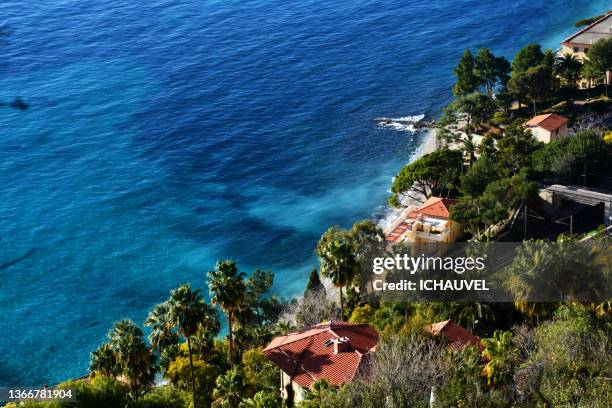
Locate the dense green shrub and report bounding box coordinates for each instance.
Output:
[531,130,610,183]
[127,386,190,408]
[166,355,217,406]
[241,348,279,396]
[532,304,612,406]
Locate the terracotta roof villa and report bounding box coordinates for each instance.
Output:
[427,319,481,350]
[525,113,569,144]
[384,197,463,244]
[264,321,378,404]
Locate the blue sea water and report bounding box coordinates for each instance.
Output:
[0,0,608,386]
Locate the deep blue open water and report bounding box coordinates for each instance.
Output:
[0,0,608,386]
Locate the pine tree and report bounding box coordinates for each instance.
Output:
[453,50,480,96]
[474,48,511,94]
[511,44,544,75]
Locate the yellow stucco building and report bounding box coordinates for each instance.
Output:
[560,11,612,88]
[385,197,463,244]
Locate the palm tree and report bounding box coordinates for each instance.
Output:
[169,284,217,408]
[274,320,295,335]
[504,241,560,320]
[461,132,477,168]
[481,330,514,386]
[191,330,216,359]
[554,53,583,88]
[109,319,143,346]
[145,301,179,353]
[251,326,273,347]
[239,391,280,408]
[107,320,156,397]
[121,336,157,397]
[208,259,247,366]
[212,367,246,408]
[90,343,116,377]
[505,239,608,320]
[315,227,359,318]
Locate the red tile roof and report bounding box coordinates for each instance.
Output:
[407,197,458,220]
[427,320,481,350]
[264,321,378,388]
[385,221,411,243]
[525,113,569,132]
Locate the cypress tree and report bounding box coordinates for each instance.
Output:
[304,267,324,297]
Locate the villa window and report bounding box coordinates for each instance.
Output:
[584,48,589,54]
[573,47,579,52]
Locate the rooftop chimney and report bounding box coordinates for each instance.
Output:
[326,336,350,354]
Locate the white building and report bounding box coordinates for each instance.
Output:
[525,113,569,144]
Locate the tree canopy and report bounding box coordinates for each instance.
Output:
[459,155,499,197]
[508,64,556,115]
[453,50,480,96]
[389,148,462,207]
[585,38,612,96]
[453,48,510,95]
[531,129,611,183]
[451,92,497,127]
[575,14,605,27]
[474,48,511,94]
[451,172,537,239]
[511,44,545,75]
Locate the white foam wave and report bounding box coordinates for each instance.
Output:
[376,113,425,133]
[390,114,425,122]
[382,122,415,132]
[377,206,405,230]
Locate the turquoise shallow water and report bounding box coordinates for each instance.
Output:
[0,0,608,386]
